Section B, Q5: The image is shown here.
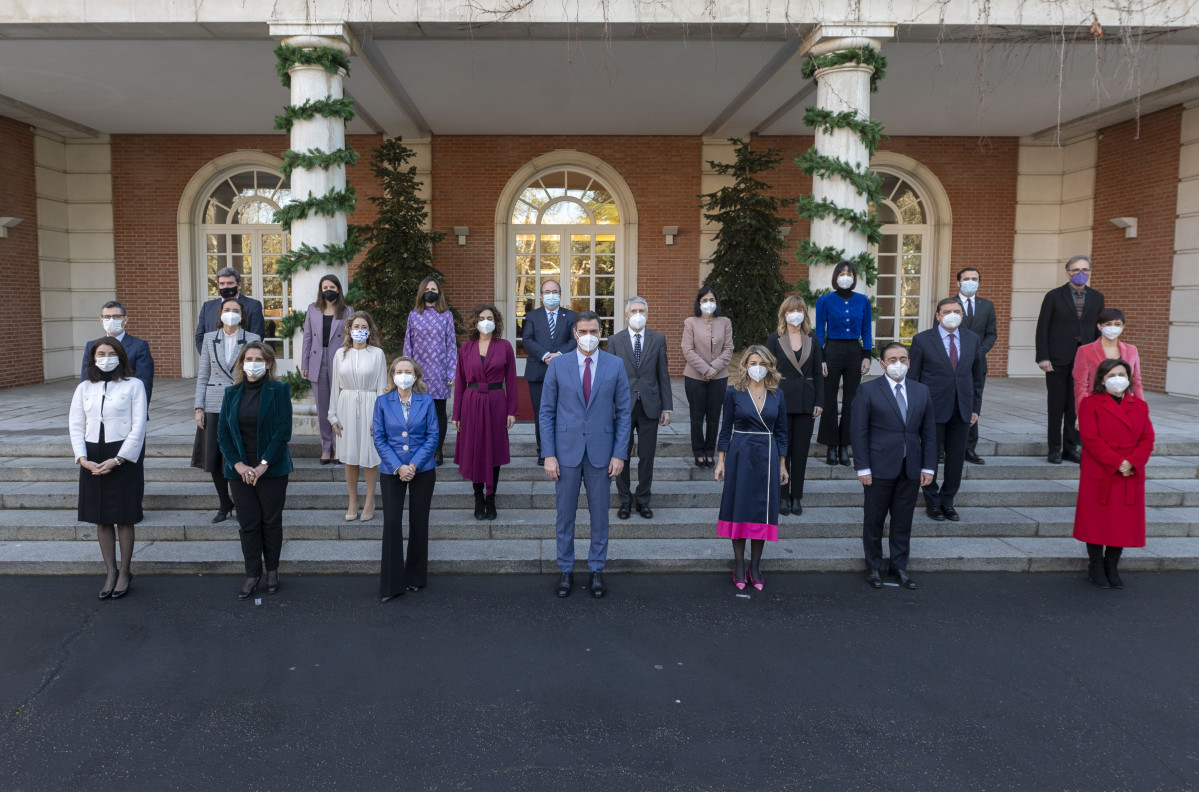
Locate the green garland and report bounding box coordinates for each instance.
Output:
[800,47,888,93]
[795,196,883,244]
[280,147,360,179]
[797,151,884,203]
[274,43,351,88]
[802,108,887,155]
[281,369,312,399]
[274,97,357,132]
[273,186,357,232]
[279,309,307,340]
[276,227,365,282]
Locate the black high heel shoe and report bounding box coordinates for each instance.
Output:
[825,448,837,466]
[695,456,705,468]
[238,576,261,600]
[838,446,851,467]
[98,568,118,600]
[110,571,132,599]
[266,571,281,594]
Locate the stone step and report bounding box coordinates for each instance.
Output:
[3,536,1198,575]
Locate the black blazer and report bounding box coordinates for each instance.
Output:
[1035,284,1105,366]
[850,375,938,479]
[82,333,155,404]
[521,306,577,383]
[607,328,673,419]
[765,331,824,415]
[195,295,266,352]
[959,295,997,372]
[909,326,985,424]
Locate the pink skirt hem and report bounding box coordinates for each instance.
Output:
[716,520,779,542]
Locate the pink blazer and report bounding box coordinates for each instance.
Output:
[301,302,354,382]
[1073,339,1142,412]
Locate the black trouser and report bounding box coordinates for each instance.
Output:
[684,375,727,457]
[924,410,969,510]
[528,380,544,456]
[781,413,815,502]
[1045,366,1079,454]
[616,399,659,507]
[966,420,980,454]
[380,468,435,597]
[818,339,864,448]
[210,471,234,512]
[433,399,448,459]
[862,466,919,572]
[229,475,288,577]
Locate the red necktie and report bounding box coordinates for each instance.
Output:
[949,333,958,369]
[583,357,592,405]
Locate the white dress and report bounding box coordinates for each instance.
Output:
[328,346,388,467]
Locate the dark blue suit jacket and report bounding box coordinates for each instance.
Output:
[909,326,985,424]
[195,295,266,352]
[82,333,154,404]
[850,375,937,480]
[521,306,577,383]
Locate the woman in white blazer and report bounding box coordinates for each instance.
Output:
[70,338,147,600]
[328,311,388,521]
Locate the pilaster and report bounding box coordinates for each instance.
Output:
[1167,101,1199,397]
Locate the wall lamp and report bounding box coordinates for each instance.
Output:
[0,217,22,238]
[1109,217,1137,239]
[779,226,792,239]
[453,226,469,246]
[662,225,679,245]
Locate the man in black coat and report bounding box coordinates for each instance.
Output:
[1035,255,1105,463]
[851,342,937,590]
[82,300,155,405]
[521,278,577,465]
[956,267,997,465]
[194,267,266,352]
[910,298,985,523]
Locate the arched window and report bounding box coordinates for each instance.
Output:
[200,168,293,358]
[871,172,930,346]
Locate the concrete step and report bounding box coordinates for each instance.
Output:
[3,536,1198,575]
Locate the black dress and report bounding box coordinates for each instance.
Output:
[77,376,144,525]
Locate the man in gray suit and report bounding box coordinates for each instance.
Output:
[956,267,997,465]
[607,297,673,520]
[522,278,577,465]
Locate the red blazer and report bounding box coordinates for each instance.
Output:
[1072,339,1142,413]
[1073,393,1154,548]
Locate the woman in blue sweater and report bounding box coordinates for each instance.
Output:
[814,262,872,466]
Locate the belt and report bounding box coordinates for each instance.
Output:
[467,382,505,391]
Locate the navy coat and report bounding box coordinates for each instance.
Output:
[908,326,985,424]
[195,295,266,352]
[850,376,937,480]
[521,306,577,383]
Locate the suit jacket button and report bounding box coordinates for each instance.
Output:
[402,431,408,437]
[403,445,409,451]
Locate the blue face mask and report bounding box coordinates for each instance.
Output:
[959,280,979,296]
[1070,271,1089,287]
[543,293,561,309]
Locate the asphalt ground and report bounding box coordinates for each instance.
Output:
[2,571,1197,792]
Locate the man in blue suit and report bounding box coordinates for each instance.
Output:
[522,279,577,465]
[194,267,266,352]
[909,297,985,523]
[851,342,937,590]
[82,300,155,404]
[540,311,632,599]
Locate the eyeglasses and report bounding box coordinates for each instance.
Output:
[1068,267,1091,274]
[101,314,126,320]
[542,290,560,295]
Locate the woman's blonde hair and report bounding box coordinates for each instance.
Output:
[384,355,428,394]
[776,295,810,336]
[232,341,277,384]
[341,310,382,351]
[730,344,781,392]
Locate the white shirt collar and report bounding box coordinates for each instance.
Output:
[628,327,643,340]
[887,375,905,390]
[112,331,127,343]
[958,293,973,305]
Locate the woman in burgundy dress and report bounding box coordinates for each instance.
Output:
[403,276,458,466]
[453,304,518,520]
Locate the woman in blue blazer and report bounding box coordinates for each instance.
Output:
[372,355,439,602]
[217,341,294,600]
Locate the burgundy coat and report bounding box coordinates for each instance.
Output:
[452,339,518,489]
[1073,393,1154,548]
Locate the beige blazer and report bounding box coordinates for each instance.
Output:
[681,316,734,379]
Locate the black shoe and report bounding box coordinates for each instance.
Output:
[926,505,945,521]
[266,572,280,594]
[618,504,631,520]
[320,456,333,465]
[637,504,653,519]
[98,569,118,600]
[791,498,803,516]
[704,458,715,468]
[695,456,706,468]
[942,506,960,522]
[589,572,606,599]
[238,576,261,600]
[473,493,486,520]
[1047,451,1062,464]
[537,457,546,467]
[965,450,985,465]
[1104,550,1124,589]
[406,584,423,592]
[825,448,837,466]
[838,447,851,467]
[779,500,790,516]
[1088,562,1111,588]
[111,571,132,599]
[867,570,883,589]
[484,495,497,520]
[1062,450,1082,464]
[890,568,918,589]
[555,572,573,598]
[212,508,232,524]
[380,593,401,603]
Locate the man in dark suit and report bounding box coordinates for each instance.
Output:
[82,300,155,404]
[851,342,937,590]
[194,267,265,352]
[956,267,997,465]
[541,311,632,599]
[607,297,673,520]
[1035,255,1105,464]
[522,278,577,465]
[910,297,985,522]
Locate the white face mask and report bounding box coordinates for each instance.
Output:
[700,300,717,315]
[627,313,647,331]
[102,317,125,335]
[836,275,855,290]
[746,365,767,382]
[243,361,267,379]
[940,312,963,331]
[959,280,979,296]
[785,311,804,327]
[886,361,908,381]
[542,293,561,309]
[350,328,370,344]
[1101,325,1123,340]
[577,334,600,353]
[95,355,119,373]
[477,319,495,336]
[1104,375,1130,395]
[221,311,242,328]
[394,373,416,391]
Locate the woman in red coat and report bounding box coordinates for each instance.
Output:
[1074,358,1154,589]
[452,304,518,520]
[1072,306,1143,415]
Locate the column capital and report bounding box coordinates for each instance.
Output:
[802,23,896,58]
[269,22,357,54]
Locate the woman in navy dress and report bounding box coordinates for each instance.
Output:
[814,261,872,467]
[715,345,789,591]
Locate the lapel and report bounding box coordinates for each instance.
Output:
[883,377,908,426]
[584,351,605,412]
[226,385,247,460]
[395,392,412,429]
[1060,284,1082,320]
[1100,394,1134,430]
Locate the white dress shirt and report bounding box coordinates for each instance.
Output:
[957,294,976,317]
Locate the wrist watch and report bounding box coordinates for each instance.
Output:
[114,457,125,466]
[259,459,269,468]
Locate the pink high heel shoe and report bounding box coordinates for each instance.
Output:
[733,569,747,591]
[747,568,765,591]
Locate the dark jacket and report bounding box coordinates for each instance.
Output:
[1035,284,1105,366]
[82,333,155,404]
[765,330,824,415]
[909,326,985,424]
[521,306,577,383]
[850,375,938,480]
[216,379,294,479]
[959,295,997,374]
[195,295,266,352]
[607,328,673,419]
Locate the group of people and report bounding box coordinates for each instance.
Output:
[66,253,1155,603]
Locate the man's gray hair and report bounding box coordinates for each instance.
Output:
[625,296,649,313]
[216,266,243,284]
[1065,254,1092,270]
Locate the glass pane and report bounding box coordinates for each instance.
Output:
[583,187,613,209]
[899,318,918,340]
[873,202,897,224]
[600,318,615,338]
[232,235,251,255]
[263,256,279,275]
[516,234,536,254]
[878,172,900,201]
[540,235,560,254]
[902,234,922,255]
[206,255,222,275]
[596,298,615,317]
[230,254,249,276]
[596,255,615,275]
[517,255,535,275]
[517,277,535,297]
[876,317,895,339]
[538,170,568,195]
[594,203,619,224]
[878,234,898,255]
[901,297,920,317]
[206,276,219,297]
[595,235,616,255]
[876,254,898,277]
[540,199,590,225]
[261,234,283,255]
[235,199,278,225]
[571,277,591,297]
[570,298,589,314]
[902,255,921,275]
[206,234,224,254]
[901,276,920,297]
[263,277,282,297]
[896,189,924,223]
[263,296,283,317]
[571,255,592,275]
[520,187,550,211]
[540,256,560,274]
[570,235,592,254]
[512,201,538,225]
[875,294,896,317]
[595,277,614,296]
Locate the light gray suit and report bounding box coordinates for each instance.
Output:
[607,327,673,509]
[194,330,260,414]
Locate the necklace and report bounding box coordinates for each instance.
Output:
[749,387,766,403]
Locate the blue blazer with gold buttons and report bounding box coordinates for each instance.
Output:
[372,390,439,475]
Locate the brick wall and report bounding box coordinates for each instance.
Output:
[756,134,1019,377]
[432,136,703,376]
[1092,106,1183,393]
[0,118,42,389]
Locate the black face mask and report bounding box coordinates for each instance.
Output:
[322,289,339,302]
[423,291,439,304]
[219,286,238,299]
